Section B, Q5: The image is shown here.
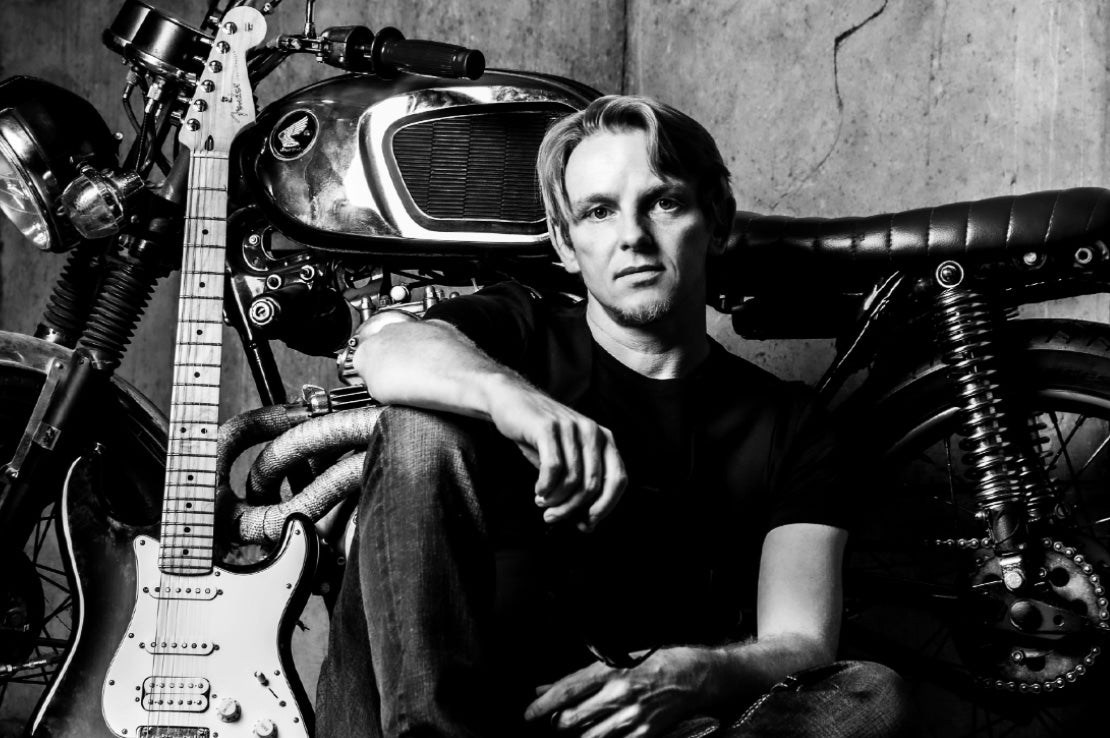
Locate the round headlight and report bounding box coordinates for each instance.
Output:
[0,137,52,249]
[0,77,119,251]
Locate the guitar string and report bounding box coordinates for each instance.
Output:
[155,152,224,727]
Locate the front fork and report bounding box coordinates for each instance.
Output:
[930,260,1056,591]
[0,236,167,544]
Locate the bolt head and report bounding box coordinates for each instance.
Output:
[223,21,237,34]
[209,60,222,73]
[1003,569,1025,590]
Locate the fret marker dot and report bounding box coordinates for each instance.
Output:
[187,474,194,481]
[180,427,187,433]
[199,281,206,288]
[202,229,209,235]
[201,428,208,434]
[196,329,203,335]
[194,371,200,378]
[184,527,191,533]
[186,502,193,508]
[183,549,190,555]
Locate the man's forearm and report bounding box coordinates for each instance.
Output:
[353,319,528,419]
[700,632,835,712]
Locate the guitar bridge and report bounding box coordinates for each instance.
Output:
[137,728,210,738]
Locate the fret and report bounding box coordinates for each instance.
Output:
[173,364,221,386]
[161,519,216,528]
[162,479,218,491]
[159,532,218,544]
[163,500,216,511]
[169,428,220,444]
[164,464,219,475]
[169,407,220,425]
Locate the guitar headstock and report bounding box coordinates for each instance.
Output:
[178,6,267,155]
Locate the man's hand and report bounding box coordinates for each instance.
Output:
[485,375,626,530]
[524,648,716,737]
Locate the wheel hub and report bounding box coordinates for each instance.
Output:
[0,549,44,668]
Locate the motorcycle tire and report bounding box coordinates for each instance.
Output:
[842,318,1110,738]
[0,363,164,737]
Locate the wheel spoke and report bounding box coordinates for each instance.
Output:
[1075,429,1110,480]
[1048,411,1080,481]
[42,597,72,628]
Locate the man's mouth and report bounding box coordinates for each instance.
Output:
[615,264,664,279]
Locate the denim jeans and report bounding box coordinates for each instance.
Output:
[316,407,915,737]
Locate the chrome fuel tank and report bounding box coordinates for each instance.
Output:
[239,70,599,257]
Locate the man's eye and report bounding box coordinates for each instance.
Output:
[586,206,612,220]
[654,197,682,212]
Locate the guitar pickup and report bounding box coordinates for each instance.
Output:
[144,583,219,601]
[138,728,210,738]
[143,640,216,655]
[141,676,211,713]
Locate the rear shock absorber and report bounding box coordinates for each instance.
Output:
[77,237,167,372]
[932,260,1050,587]
[34,243,107,347]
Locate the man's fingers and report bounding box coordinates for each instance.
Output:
[586,430,627,525]
[541,487,590,524]
[532,428,568,503]
[524,665,607,721]
[557,422,583,494]
[581,704,644,738]
[580,423,604,497]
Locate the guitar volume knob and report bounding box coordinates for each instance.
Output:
[216,697,241,722]
[252,717,278,737]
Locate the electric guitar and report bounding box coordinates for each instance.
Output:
[28,8,317,737]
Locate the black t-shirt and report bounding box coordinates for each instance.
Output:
[424,281,851,652]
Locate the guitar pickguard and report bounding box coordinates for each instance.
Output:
[100,522,312,738]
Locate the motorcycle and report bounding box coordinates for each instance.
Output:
[0,0,1106,736]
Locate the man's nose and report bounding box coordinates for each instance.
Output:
[617,212,652,251]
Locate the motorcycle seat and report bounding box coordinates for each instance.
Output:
[712,187,1110,298]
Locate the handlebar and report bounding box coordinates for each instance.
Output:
[371,27,485,80]
[263,24,485,83]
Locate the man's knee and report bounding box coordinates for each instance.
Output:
[795,661,916,737]
[366,406,482,483]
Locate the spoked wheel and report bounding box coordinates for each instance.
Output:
[0,504,72,736]
[0,363,163,735]
[843,320,1110,737]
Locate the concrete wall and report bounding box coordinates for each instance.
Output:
[2,0,1109,717]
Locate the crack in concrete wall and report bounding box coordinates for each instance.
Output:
[771,0,891,210]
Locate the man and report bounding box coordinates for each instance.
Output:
[317,95,912,737]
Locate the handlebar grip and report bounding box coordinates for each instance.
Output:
[373,27,485,80]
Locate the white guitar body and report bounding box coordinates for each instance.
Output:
[100,518,313,738]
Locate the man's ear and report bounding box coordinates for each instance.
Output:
[709,195,738,255]
[550,226,581,274]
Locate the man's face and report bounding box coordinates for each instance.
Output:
[555,129,713,328]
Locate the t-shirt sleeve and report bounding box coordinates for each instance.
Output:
[764,388,859,533]
[421,280,541,371]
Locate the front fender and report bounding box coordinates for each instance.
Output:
[0,330,166,455]
[0,330,166,526]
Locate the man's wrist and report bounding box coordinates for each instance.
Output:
[475,369,530,419]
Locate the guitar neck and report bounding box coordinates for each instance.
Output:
[160,152,229,576]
